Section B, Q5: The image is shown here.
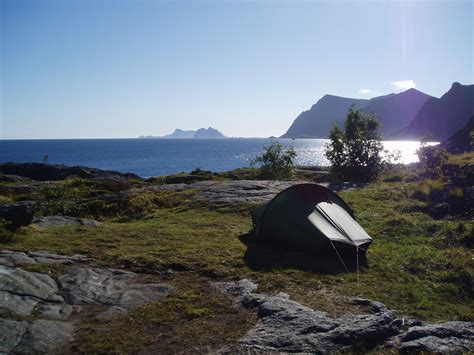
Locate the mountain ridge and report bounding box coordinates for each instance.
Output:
[391,82,474,141]
[281,88,433,139]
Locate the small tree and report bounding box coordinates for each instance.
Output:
[416,135,448,177]
[325,106,385,181]
[252,141,297,180]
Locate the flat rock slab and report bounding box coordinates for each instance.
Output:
[0,249,175,353]
[0,249,92,267]
[32,215,101,228]
[0,264,63,304]
[0,319,74,353]
[389,321,474,352]
[214,279,474,353]
[97,180,366,206]
[158,180,365,205]
[59,266,175,309]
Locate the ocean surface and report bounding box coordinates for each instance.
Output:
[0,138,425,178]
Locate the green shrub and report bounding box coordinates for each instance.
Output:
[325,106,386,182]
[413,179,445,200]
[252,141,296,180]
[417,136,448,177]
[0,219,14,243]
[0,196,13,205]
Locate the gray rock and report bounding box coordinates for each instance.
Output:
[97,180,364,206]
[32,215,101,228]
[0,290,38,316]
[0,250,36,267]
[12,319,74,353]
[39,304,74,320]
[0,265,63,303]
[0,201,36,230]
[0,249,92,268]
[216,280,473,353]
[28,250,93,265]
[391,321,474,352]
[213,279,258,303]
[0,319,28,353]
[59,266,175,309]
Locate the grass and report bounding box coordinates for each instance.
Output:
[4,182,472,322]
[71,277,257,353]
[447,151,474,165]
[1,159,473,351]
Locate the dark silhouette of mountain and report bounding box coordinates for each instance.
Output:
[392,83,474,141]
[281,89,432,138]
[281,95,369,138]
[162,129,195,138]
[193,127,226,138]
[361,89,433,138]
[439,116,473,153]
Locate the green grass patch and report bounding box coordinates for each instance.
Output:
[1,178,472,338]
[71,278,257,353]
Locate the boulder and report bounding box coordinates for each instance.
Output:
[0,201,36,230]
[31,216,101,228]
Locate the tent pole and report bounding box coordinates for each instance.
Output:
[330,241,349,273]
[356,246,359,289]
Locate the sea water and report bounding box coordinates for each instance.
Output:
[0,138,425,178]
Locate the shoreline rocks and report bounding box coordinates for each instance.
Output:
[214,279,474,353]
[0,162,141,182]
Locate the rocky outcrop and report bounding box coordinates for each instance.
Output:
[388,321,474,352]
[32,215,101,228]
[0,162,141,182]
[0,250,175,353]
[0,318,74,353]
[166,180,364,204]
[0,201,37,230]
[214,279,474,353]
[58,266,174,311]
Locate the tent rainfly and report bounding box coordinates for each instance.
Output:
[251,183,372,269]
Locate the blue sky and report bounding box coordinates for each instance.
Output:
[1,0,472,139]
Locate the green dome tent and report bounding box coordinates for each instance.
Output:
[251,183,372,270]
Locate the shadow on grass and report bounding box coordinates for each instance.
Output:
[239,232,368,274]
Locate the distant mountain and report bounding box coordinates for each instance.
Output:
[439,116,473,153]
[141,127,226,139]
[361,89,433,138]
[281,89,432,139]
[391,83,474,141]
[193,127,226,138]
[281,95,369,138]
[162,129,195,139]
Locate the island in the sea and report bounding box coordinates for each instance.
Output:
[140,127,226,139]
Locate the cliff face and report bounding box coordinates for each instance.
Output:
[281,89,432,139]
[391,83,474,141]
[361,89,432,138]
[439,116,474,153]
[281,95,369,138]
